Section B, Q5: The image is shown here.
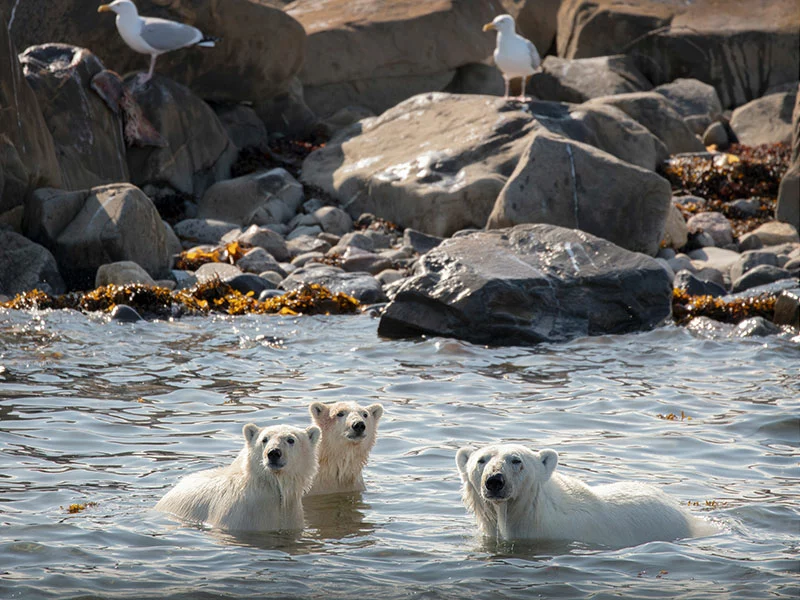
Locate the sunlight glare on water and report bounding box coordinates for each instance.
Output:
[0,308,798,599]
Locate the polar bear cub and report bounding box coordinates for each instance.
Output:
[307,401,383,495]
[156,423,320,531]
[456,444,713,547]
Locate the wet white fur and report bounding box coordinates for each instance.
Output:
[156,423,320,531]
[307,401,383,496]
[456,444,715,547]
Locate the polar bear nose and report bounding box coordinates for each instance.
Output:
[352,421,366,434]
[485,473,505,494]
[267,448,282,462]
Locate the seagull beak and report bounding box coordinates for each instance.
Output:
[483,23,496,32]
[97,4,112,12]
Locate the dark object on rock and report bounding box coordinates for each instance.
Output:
[378,224,672,346]
[110,304,143,322]
[673,270,726,298]
[772,287,800,328]
[226,273,275,297]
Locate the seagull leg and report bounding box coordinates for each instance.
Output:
[518,76,531,102]
[144,54,157,83]
[503,76,510,100]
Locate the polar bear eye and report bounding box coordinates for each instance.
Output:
[287,437,295,445]
[477,457,487,464]
[261,437,269,445]
[511,457,522,465]
[361,412,368,418]
[337,411,345,418]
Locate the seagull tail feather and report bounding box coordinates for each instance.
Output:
[197,35,219,48]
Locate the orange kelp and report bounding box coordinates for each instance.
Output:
[174,241,251,271]
[2,281,360,318]
[672,288,777,325]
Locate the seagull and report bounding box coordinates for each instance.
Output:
[483,14,541,102]
[97,0,216,84]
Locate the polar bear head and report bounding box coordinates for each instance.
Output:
[456,444,558,507]
[242,423,320,493]
[309,401,383,451]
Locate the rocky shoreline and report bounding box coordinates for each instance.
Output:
[1,0,798,345]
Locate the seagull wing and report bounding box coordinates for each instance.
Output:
[527,39,541,70]
[139,17,203,52]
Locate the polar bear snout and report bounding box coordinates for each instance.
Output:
[484,472,506,498]
[267,448,283,467]
[350,420,366,436]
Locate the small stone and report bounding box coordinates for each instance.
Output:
[226,273,275,296]
[313,206,353,237]
[673,270,726,297]
[731,264,792,293]
[686,211,733,247]
[110,304,143,322]
[702,121,729,148]
[733,317,781,338]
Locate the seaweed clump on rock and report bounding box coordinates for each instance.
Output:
[1,282,360,319]
[671,289,777,326]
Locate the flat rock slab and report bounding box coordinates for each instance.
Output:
[378,223,672,346]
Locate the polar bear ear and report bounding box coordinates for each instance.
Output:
[309,402,331,425]
[539,449,559,478]
[367,403,384,421]
[243,423,261,445]
[455,446,476,477]
[306,425,321,447]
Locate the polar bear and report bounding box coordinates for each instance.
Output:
[156,423,320,531]
[306,401,383,495]
[456,444,713,547]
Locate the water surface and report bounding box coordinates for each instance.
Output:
[1,309,798,599]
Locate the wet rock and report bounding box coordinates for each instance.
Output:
[586,92,706,155]
[376,268,406,287]
[731,265,793,293]
[773,287,800,328]
[313,206,353,237]
[3,0,306,117]
[173,219,241,246]
[686,212,733,248]
[673,270,726,298]
[729,251,781,283]
[231,224,290,263]
[110,304,144,323]
[378,224,672,345]
[95,261,156,288]
[653,78,723,135]
[24,184,171,290]
[0,8,62,194]
[661,203,688,250]
[403,229,444,255]
[281,265,387,305]
[529,55,652,104]
[734,316,781,337]
[126,76,237,199]
[776,90,800,230]
[303,93,667,238]
[556,0,799,108]
[198,168,304,226]
[237,247,286,278]
[0,229,65,296]
[19,44,128,190]
[730,84,797,146]
[213,103,269,151]
[194,262,242,285]
[286,0,499,118]
[486,130,671,256]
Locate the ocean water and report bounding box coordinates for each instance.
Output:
[0,308,798,599]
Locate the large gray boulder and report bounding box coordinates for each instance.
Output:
[530,55,652,104]
[586,92,705,155]
[486,130,672,255]
[285,0,501,118]
[378,224,673,345]
[125,76,237,199]
[556,0,799,109]
[20,44,129,191]
[777,88,800,230]
[302,93,667,238]
[730,84,798,146]
[0,230,65,296]
[653,78,723,135]
[23,184,172,289]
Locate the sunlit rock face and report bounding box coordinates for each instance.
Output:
[378,223,672,346]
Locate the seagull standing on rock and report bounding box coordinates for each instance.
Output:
[98,0,216,84]
[483,14,541,102]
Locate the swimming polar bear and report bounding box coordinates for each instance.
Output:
[156,423,320,531]
[307,401,383,495]
[456,443,714,547]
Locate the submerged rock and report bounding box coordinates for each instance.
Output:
[378,224,672,346]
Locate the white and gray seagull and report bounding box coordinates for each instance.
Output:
[483,14,541,102]
[98,0,216,84]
